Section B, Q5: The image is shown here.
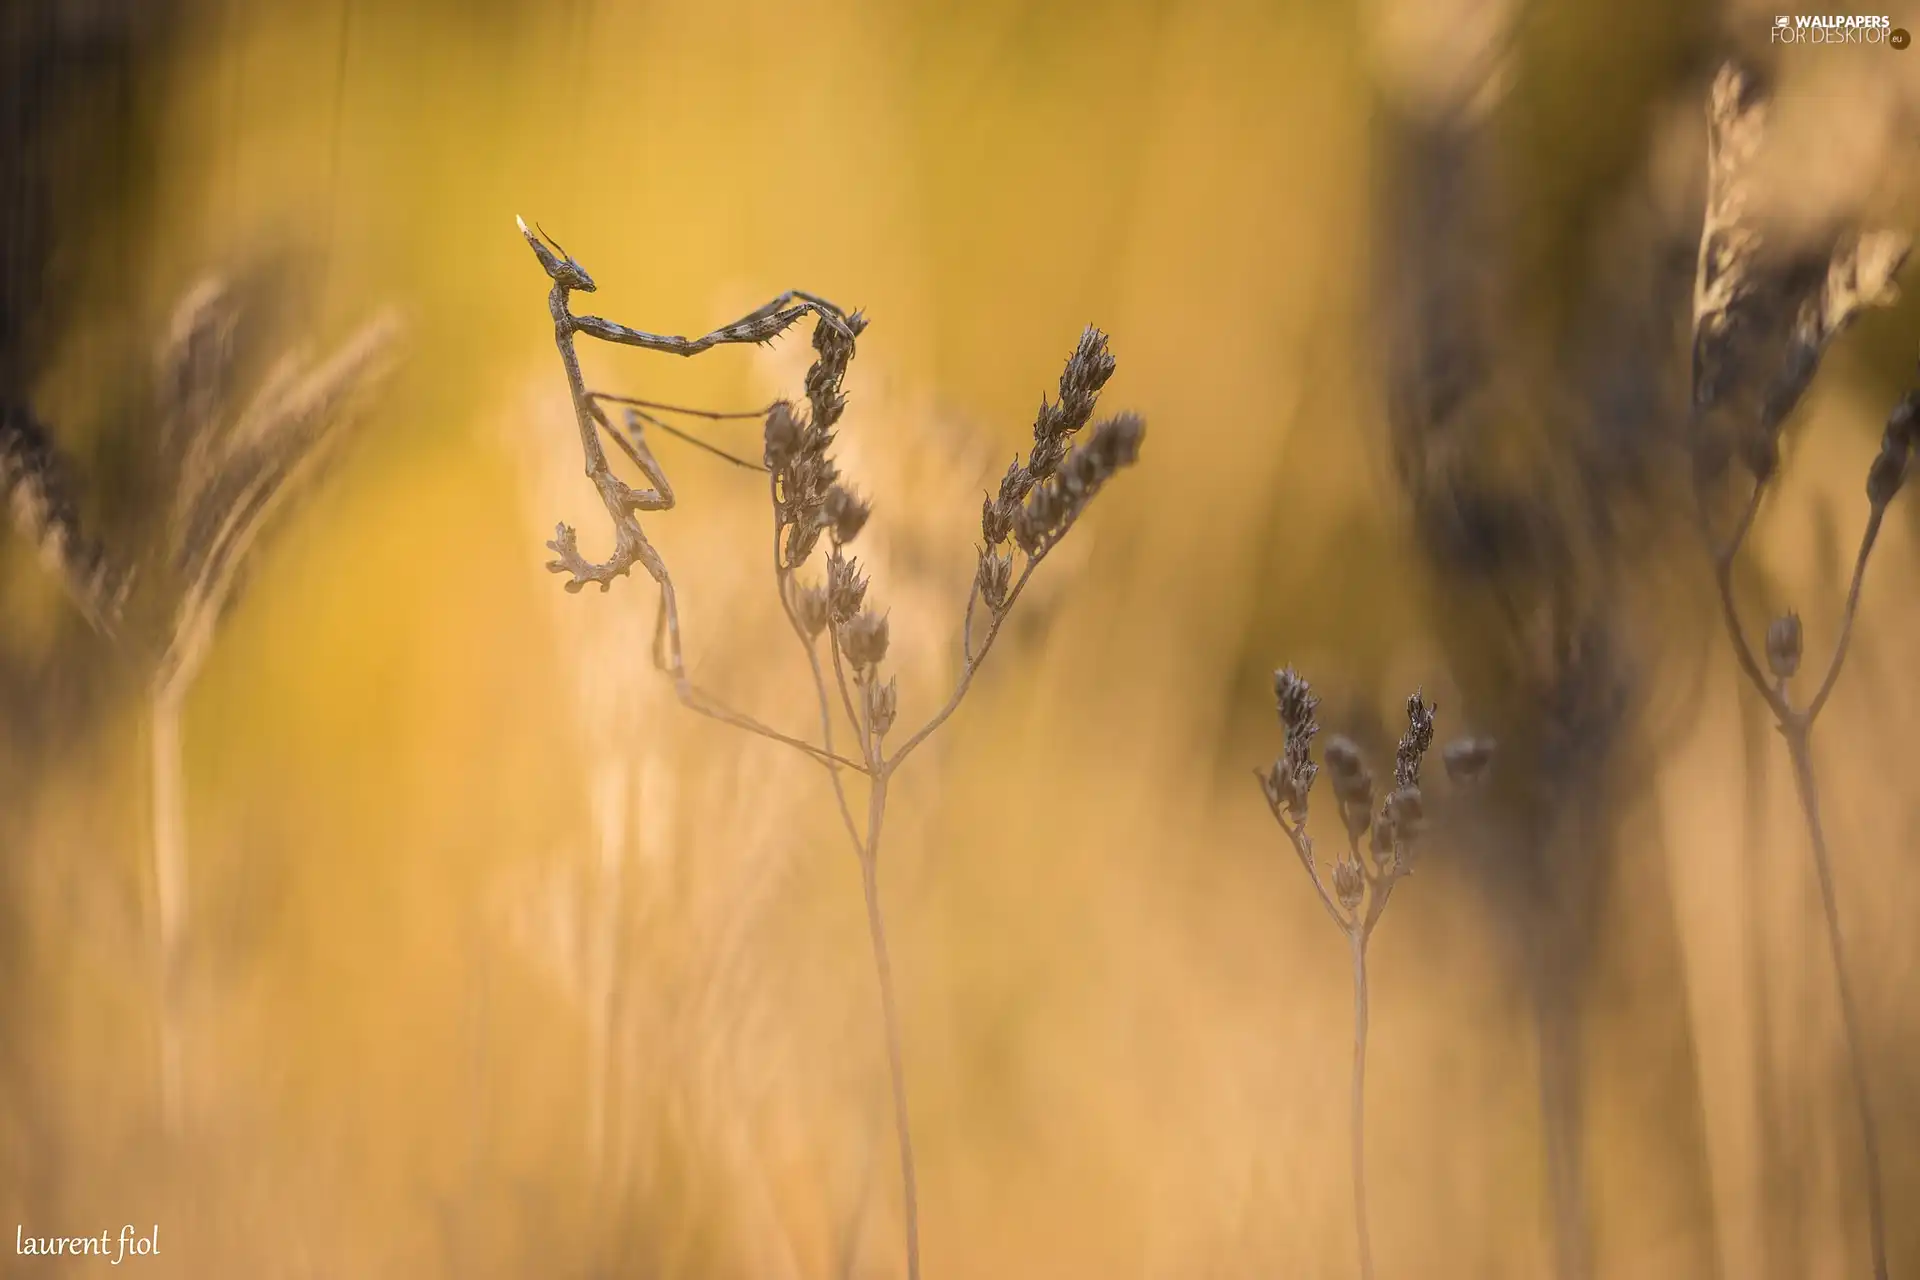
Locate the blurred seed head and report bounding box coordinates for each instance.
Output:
[1324,735,1374,807]
[1440,735,1496,785]
[763,400,801,467]
[1766,611,1803,681]
[1333,858,1366,912]
[824,483,871,545]
[867,675,899,738]
[1383,785,1425,838]
[840,609,891,669]
[793,582,830,638]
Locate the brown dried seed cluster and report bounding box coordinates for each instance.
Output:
[1261,666,1322,823]
[766,311,872,570]
[974,329,1145,609]
[1868,385,1918,507]
[1767,611,1803,680]
[1261,671,1493,900]
[1440,736,1495,786]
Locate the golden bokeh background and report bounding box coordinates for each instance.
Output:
[3,0,1918,1276]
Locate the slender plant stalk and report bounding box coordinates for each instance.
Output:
[1687,62,1913,1278]
[150,682,187,1132]
[1783,727,1887,1280]
[1699,478,1897,1280]
[858,776,919,1280]
[1349,931,1375,1280]
[1260,676,1477,1280]
[1702,456,1899,1280]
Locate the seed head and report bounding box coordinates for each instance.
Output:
[1027,327,1117,480]
[867,676,899,738]
[982,494,1013,546]
[793,582,830,638]
[976,547,1013,613]
[1086,412,1146,472]
[1382,786,1426,847]
[1323,735,1373,807]
[1333,858,1365,912]
[827,554,869,623]
[1274,667,1319,736]
[1441,736,1496,786]
[1394,691,1436,790]
[764,400,802,467]
[824,484,871,545]
[1766,611,1803,680]
[841,609,891,668]
[1270,668,1321,820]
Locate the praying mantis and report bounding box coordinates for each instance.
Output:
[517,215,861,770]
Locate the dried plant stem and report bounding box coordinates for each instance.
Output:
[1266,807,1403,1280]
[1707,480,1890,1280]
[150,682,187,1134]
[1260,680,1460,1280]
[1782,727,1887,1280]
[1349,930,1376,1280]
[858,777,920,1280]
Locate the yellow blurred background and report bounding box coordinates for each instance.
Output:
[3,0,1918,1277]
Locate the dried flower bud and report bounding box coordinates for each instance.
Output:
[1765,612,1802,680]
[982,495,1013,546]
[1259,759,1288,812]
[1009,507,1038,556]
[824,484,871,544]
[1394,692,1435,789]
[1370,812,1395,861]
[1441,737,1495,786]
[1382,787,1425,845]
[867,676,899,738]
[976,547,1013,613]
[1868,429,1910,507]
[1060,447,1102,498]
[840,609,891,668]
[1258,756,1314,822]
[1027,431,1067,484]
[793,582,830,638]
[998,460,1030,507]
[1273,668,1319,734]
[827,555,868,622]
[1092,412,1146,468]
[1323,736,1373,806]
[1333,858,1365,912]
[764,401,801,467]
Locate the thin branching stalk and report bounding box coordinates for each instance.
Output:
[521,219,1145,1280]
[1688,61,1915,1280]
[1259,672,1487,1280]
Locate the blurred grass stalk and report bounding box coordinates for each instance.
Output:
[144,287,400,1132]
